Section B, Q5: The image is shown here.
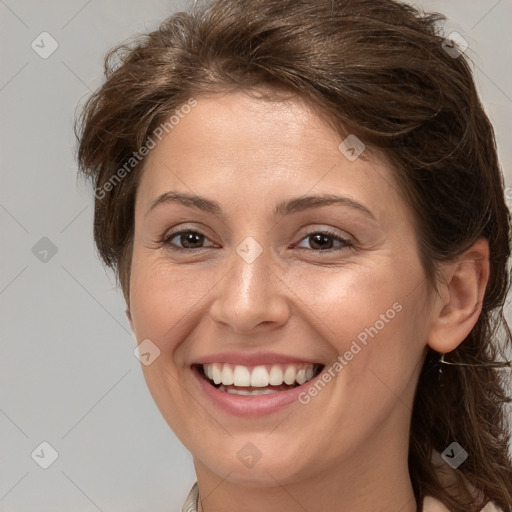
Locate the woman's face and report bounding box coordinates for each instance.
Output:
[127,89,435,487]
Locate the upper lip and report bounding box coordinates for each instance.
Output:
[193,352,323,366]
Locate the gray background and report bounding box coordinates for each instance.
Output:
[0,1,510,511]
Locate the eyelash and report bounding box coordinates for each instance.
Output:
[159,228,354,253]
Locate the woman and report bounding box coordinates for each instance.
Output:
[75,0,512,510]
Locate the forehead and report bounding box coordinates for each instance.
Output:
[135,90,406,224]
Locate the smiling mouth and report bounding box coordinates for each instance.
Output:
[193,362,324,396]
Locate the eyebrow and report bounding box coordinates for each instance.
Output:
[146,191,375,220]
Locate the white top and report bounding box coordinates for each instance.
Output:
[180,482,503,511]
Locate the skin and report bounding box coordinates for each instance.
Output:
[125,89,489,512]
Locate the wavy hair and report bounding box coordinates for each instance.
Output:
[75,0,512,509]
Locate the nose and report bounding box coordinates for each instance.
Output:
[208,243,291,334]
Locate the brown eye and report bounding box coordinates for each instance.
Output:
[296,230,352,251]
[163,230,214,250]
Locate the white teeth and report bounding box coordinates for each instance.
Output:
[233,365,251,386]
[269,365,284,385]
[295,368,307,385]
[283,366,296,385]
[218,385,278,395]
[202,363,319,388]
[212,363,222,385]
[221,365,234,385]
[250,366,269,387]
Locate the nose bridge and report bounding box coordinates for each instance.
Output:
[210,235,289,331]
[233,241,270,304]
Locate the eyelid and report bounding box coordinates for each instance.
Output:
[296,224,353,242]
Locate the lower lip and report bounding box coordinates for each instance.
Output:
[191,366,323,417]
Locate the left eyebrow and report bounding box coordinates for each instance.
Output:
[146,191,375,220]
[273,193,375,220]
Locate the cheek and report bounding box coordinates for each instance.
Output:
[128,256,219,356]
[292,263,403,342]
[295,260,427,390]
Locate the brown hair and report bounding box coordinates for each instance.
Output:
[75,0,512,509]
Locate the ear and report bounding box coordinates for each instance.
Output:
[427,238,490,353]
[126,307,134,331]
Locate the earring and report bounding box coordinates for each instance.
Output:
[437,353,445,390]
[438,353,512,369]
